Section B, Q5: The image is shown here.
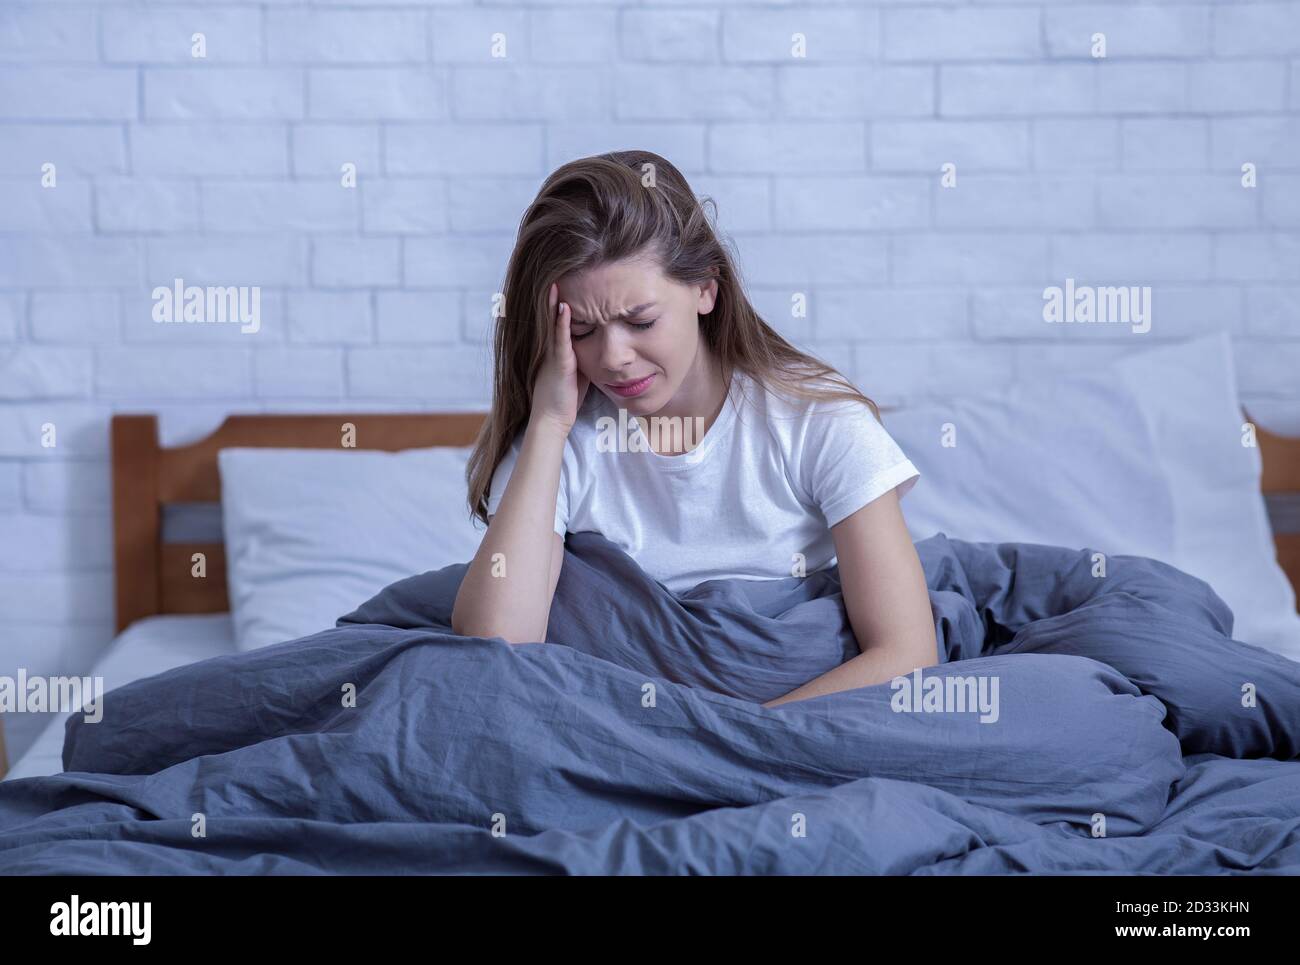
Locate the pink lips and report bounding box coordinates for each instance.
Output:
[607,374,655,398]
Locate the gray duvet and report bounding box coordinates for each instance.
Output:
[1,531,1297,874]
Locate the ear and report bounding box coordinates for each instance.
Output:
[698,276,719,315]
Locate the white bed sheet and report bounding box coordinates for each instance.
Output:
[3,613,236,782]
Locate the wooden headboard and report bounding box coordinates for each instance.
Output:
[109,408,1300,635]
[111,412,487,633]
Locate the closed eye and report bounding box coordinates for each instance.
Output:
[572,319,657,342]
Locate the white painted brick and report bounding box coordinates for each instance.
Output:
[1215,233,1300,281]
[1033,119,1119,172]
[0,513,110,570]
[1097,175,1256,229]
[201,181,357,232]
[531,8,617,64]
[0,5,97,63]
[0,294,19,342]
[546,124,707,173]
[377,291,461,342]
[688,175,771,232]
[0,180,92,232]
[773,176,929,229]
[0,238,142,288]
[0,405,109,458]
[1054,233,1213,282]
[1045,6,1210,58]
[1245,287,1300,336]
[1121,119,1209,171]
[430,9,529,63]
[460,289,503,347]
[884,8,1039,61]
[23,459,112,514]
[121,288,285,344]
[1233,341,1300,395]
[387,124,541,174]
[146,237,305,288]
[0,68,137,120]
[615,66,773,120]
[1144,285,1244,336]
[1211,117,1300,171]
[0,462,19,510]
[452,67,610,120]
[144,68,304,120]
[253,348,345,398]
[292,124,380,178]
[405,236,513,286]
[935,176,1094,228]
[1094,64,1187,115]
[1263,175,1300,227]
[893,234,1049,284]
[724,8,879,62]
[1214,3,1300,57]
[974,285,1230,341]
[941,65,1094,116]
[362,179,448,233]
[619,9,717,62]
[817,289,967,340]
[267,9,428,64]
[708,123,866,172]
[855,342,1017,402]
[0,348,93,400]
[0,571,112,624]
[308,68,447,121]
[0,125,128,176]
[30,292,120,343]
[447,177,543,232]
[779,66,934,118]
[743,288,815,345]
[95,346,251,397]
[132,124,290,176]
[971,288,1066,340]
[96,179,201,233]
[872,120,1030,172]
[1187,61,1288,114]
[287,291,372,343]
[102,7,262,64]
[347,346,492,401]
[311,238,402,288]
[733,234,888,285]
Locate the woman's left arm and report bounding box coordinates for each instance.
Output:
[762,487,938,708]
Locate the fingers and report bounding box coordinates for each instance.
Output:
[556,298,570,350]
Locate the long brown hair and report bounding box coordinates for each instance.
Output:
[465,149,880,527]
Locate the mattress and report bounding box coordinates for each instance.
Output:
[3,614,236,782]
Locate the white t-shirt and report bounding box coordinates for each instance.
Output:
[486,369,920,593]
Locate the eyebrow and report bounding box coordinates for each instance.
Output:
[570,302,657,324]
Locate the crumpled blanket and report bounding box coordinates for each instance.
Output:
[1,531,1297,874]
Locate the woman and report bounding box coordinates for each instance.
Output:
[454,150,937,707]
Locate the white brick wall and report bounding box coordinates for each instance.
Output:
[1,0,1298,763]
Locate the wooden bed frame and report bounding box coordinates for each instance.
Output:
[111,412,487,634]
[108,408,1300,635]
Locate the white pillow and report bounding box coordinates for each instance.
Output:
[887,333,1300,661]
[218,447,484,651]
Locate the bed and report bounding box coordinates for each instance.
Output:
[1,334,1299,874]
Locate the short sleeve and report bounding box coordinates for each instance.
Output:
[799,401,920,529]
[486,431,569,537]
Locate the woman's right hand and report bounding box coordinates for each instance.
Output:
[530,281,590,434]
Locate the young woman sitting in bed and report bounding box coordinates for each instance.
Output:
[453,150,938,708]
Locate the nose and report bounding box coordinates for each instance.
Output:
[596,327,638,377]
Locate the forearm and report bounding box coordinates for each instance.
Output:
[762,633,938,709]
[452,415,567,642]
